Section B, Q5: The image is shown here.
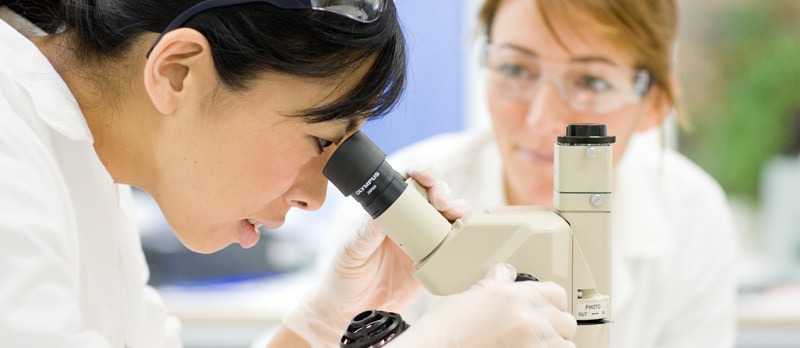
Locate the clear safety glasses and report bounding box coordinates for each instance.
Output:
[146,0,386,57]
[483,44,652,114]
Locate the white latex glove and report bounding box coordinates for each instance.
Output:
[282,169,468,347]
[408,167,470,222]
[388,263,578,348]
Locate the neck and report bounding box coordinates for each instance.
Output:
[504,175,553,208]
[31,33,158,189]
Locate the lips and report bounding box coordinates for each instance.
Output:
[247,217,284,230]
[238,219,261,249]
[515,146,554,164]
[236,216,286,249]
[246,218,263,230]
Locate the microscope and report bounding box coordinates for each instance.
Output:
[325,124,614,348]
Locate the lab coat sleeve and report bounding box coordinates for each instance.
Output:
[658,187,738,348]
[0,116,112,347]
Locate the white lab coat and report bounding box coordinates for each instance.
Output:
[0,11,181,347]
[319,128,737,348]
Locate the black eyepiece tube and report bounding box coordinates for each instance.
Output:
[323,131,407,219]
[557,124,616,145]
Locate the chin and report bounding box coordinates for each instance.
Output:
[511,163,550,183]
[508,174,553,206]
[187,242,231,254]
[175,228,234,254]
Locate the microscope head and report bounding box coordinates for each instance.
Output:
[326,125,616,347]
[322,131,407,219]
[324,131,453,262]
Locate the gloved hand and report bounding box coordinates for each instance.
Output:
[282,169,468,347]
[408,167,470,222]
[388,263,578,347]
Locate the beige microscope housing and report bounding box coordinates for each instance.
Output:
[371,127,614,347]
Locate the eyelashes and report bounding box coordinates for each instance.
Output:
[315,137,334,154]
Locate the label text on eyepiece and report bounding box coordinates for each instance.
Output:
[355,171,380,196]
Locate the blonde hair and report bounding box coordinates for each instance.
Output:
[479,0,686,128]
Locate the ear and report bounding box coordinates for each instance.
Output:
[636,74,679,132]
[143,28,217,115]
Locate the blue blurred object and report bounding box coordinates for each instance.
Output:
[133,189,318,287]
[362,0,465,155]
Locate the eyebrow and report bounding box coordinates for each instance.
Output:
[571,56,618,66]
[502,44,620,66]
[345,118,360,134]
[333,119,360,145]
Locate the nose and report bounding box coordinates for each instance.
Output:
[524,80,570,133]
[285,157,328,211]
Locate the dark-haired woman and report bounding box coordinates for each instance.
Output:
[0,1,575,347]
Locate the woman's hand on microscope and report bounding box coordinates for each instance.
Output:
[409,167,471,222]
[281,169,468,346]
[388,263,578,348]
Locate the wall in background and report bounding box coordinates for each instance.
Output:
[360,0,466,155]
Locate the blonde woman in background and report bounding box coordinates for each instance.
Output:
[320,0,738,346]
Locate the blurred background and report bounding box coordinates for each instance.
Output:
[134,0,800,347]
[674,1,800,347]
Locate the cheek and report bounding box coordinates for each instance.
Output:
[589,109,643,165]
[606,130,639,166]
[487,90,527,133]
[598,111,641,145]
[611,139,630,165]
[247,144,311,199]
[193,125,313,214]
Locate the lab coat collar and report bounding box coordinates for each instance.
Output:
[0,14,92,142]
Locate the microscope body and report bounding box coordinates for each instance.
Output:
[372,130,613,347]
[325,124,614,347]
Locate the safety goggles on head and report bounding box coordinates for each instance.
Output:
[482,44,652,114]
[147,0,386,57]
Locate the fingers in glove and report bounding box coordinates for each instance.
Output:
[340,216,386,263]
[530,302,579,341]
[440,198,471,222]
[473,263,517,288]
[410,168,452,211]
[516,281,576,341]
[499,283,578,346]
[526,281,570,312]
[409,168,470,221]
[476,265,569,313]
[522,298,578,345]
[407,167,439,187]
[553,310,578,340]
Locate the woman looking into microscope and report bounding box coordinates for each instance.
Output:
[0,0,575,347]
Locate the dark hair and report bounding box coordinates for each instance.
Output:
[1,0,406,123]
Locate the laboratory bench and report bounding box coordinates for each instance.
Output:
[159,275,800,348]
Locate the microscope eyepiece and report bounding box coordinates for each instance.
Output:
[557,124,616,145]
[323,131,407,219]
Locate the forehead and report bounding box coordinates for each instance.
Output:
[491,0,636,67]
[249,73,347,117]
[238,52,377,121]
